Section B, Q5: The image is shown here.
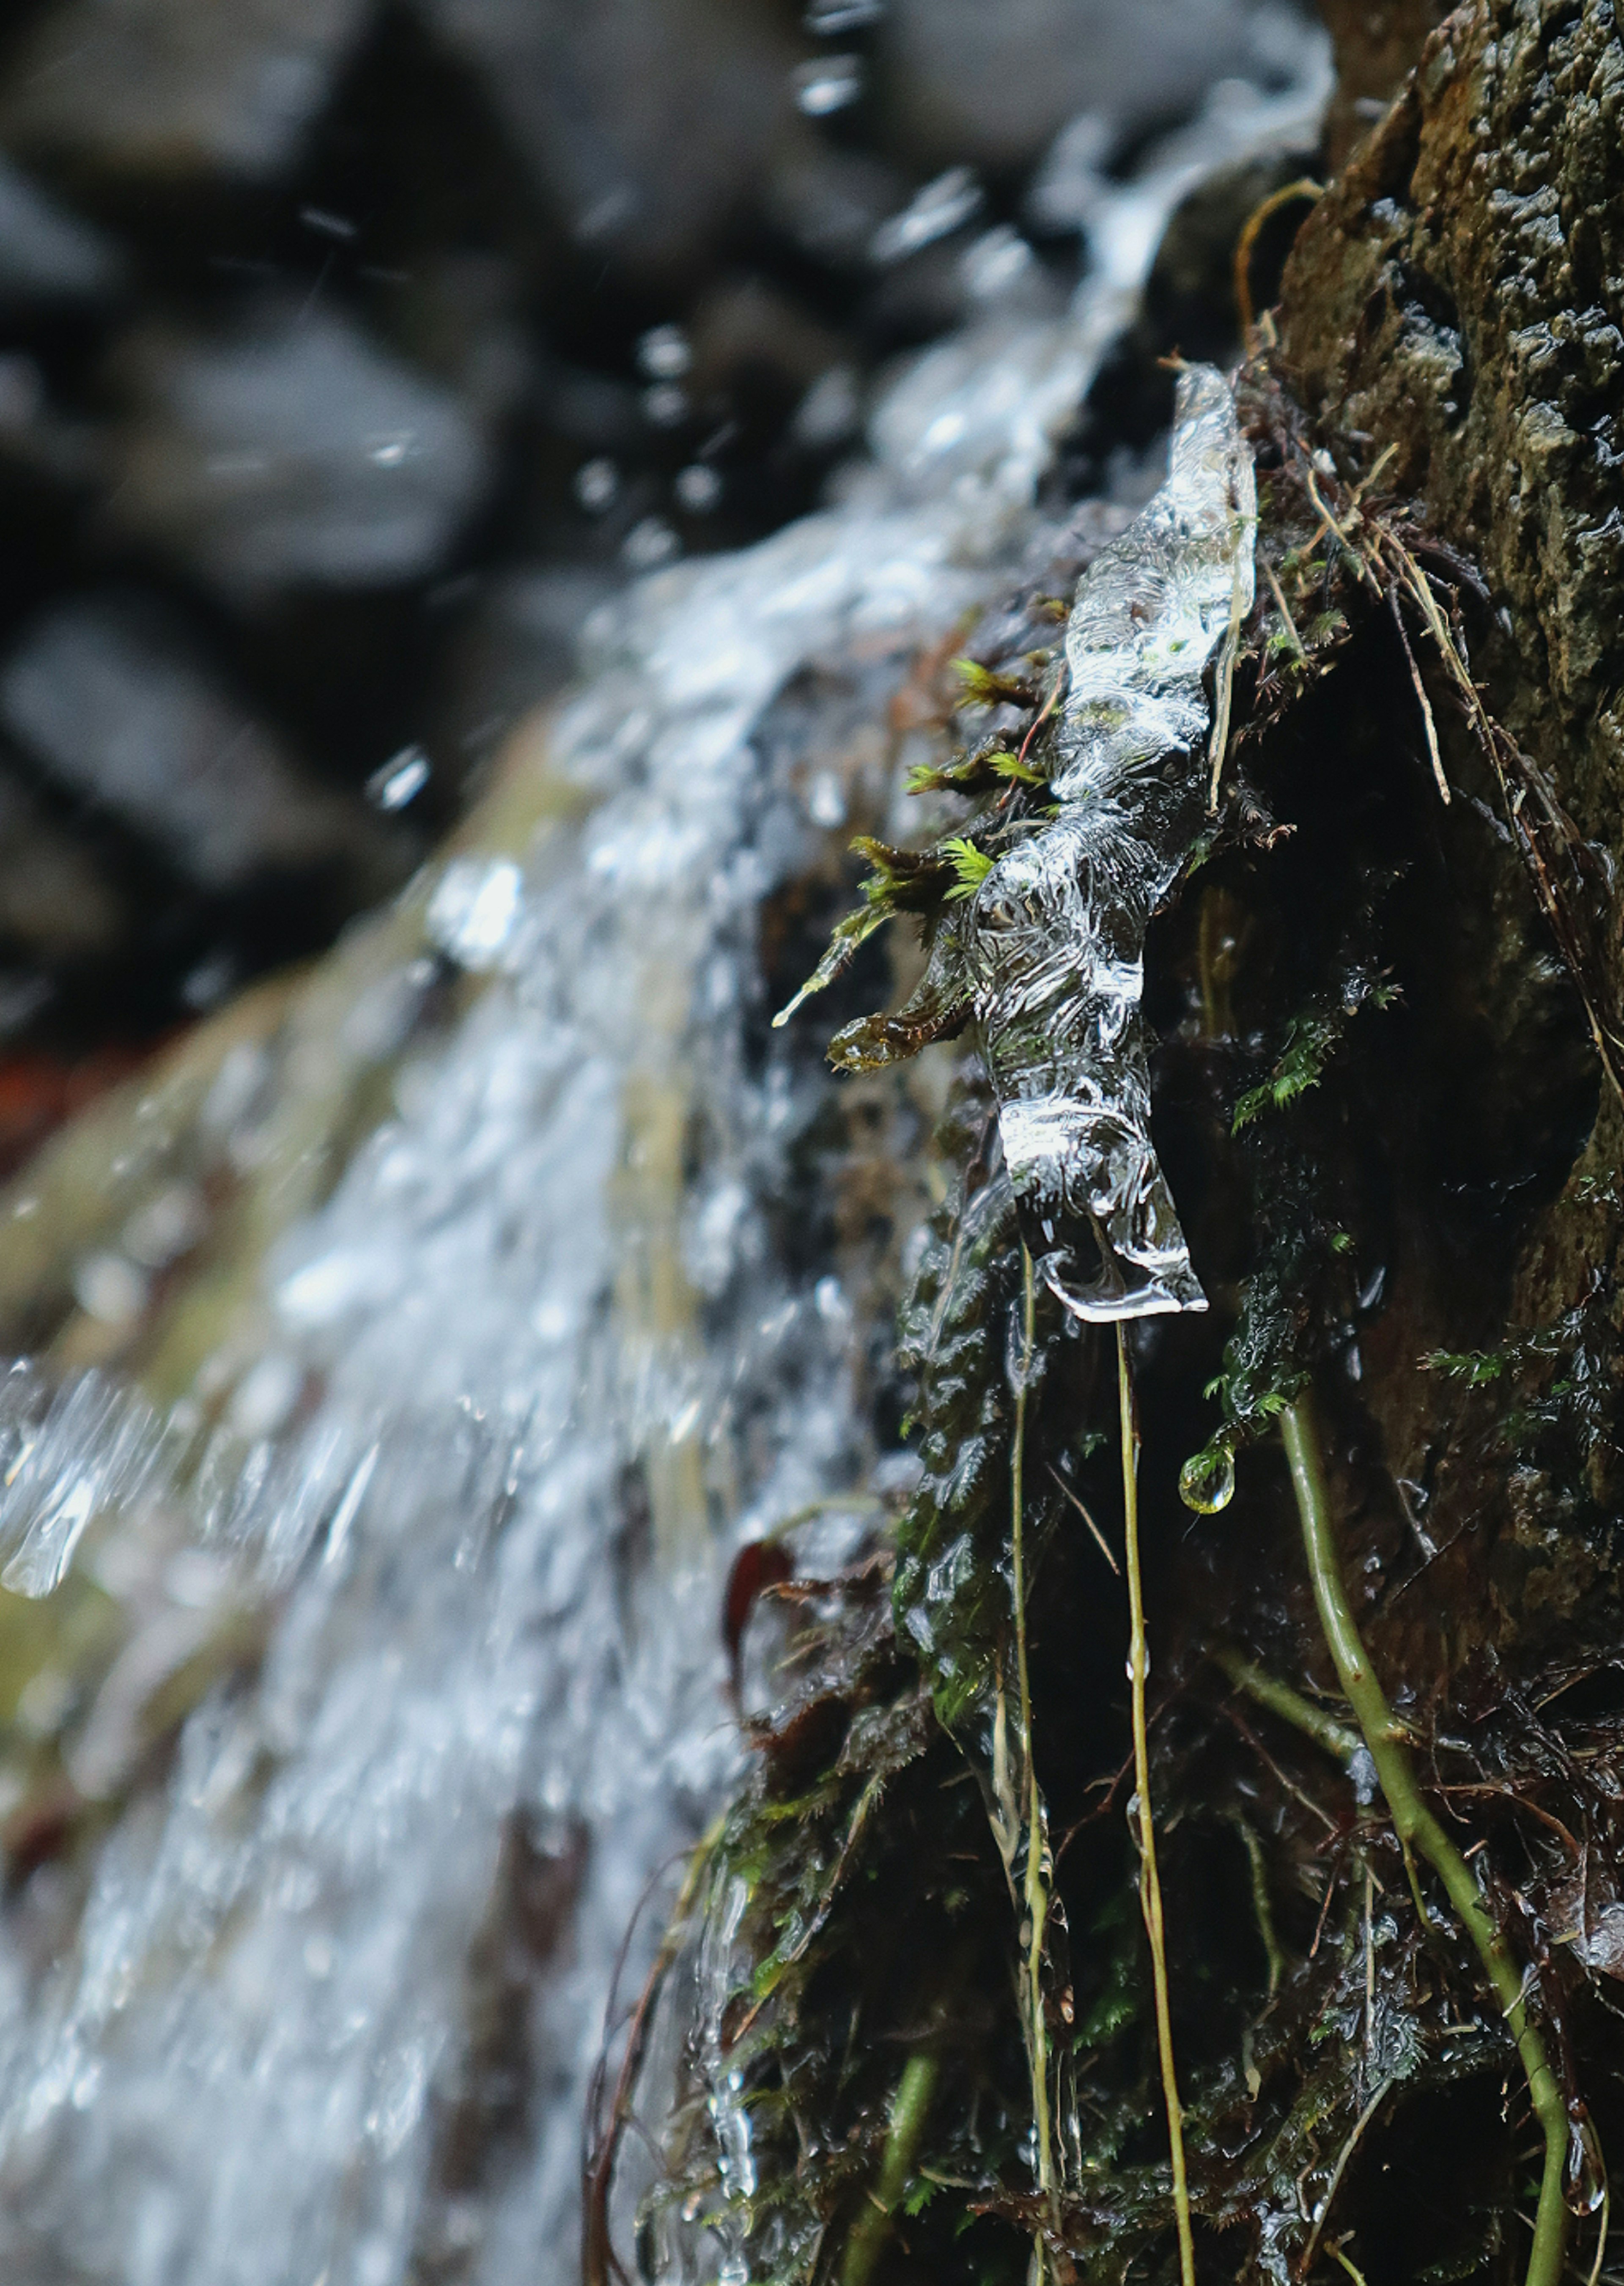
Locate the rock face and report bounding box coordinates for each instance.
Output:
[1279,0,1624,1350]
[1281,5,1624,868]
[0,596,390,892]
[411,0,803,275]
[106,307,491,600]
[0,0,377,186]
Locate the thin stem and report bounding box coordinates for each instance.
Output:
[839,2053,940,2286]
[1281,1391,1570,2286]
[1211,1641,1362,1766]
[1118,1327,1197,2286]
[1012,1247,1055,2228]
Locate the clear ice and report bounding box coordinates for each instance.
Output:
[966,362,1256,1320]
[0,41,1320,2286]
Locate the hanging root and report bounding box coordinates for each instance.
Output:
[1280,1391,1571,2286]
[840,2053,941,2286]
[1012,1246,1057,2264]
[1119,1328,1197,2286]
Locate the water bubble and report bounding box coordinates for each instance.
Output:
[636,324,691,381]
[365,744,431,811]
[675,463,722,513]
[804,771,845,828]
[74,1252,149,1331]
[642,381,689,428]
[574,456,619,513]
[793,55,863,115]
[1178,1441,1235,1514]
[623,516,679,571]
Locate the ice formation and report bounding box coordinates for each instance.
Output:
[968,362,1255,1319]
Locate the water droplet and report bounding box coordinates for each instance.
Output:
[623,516,679,571]
[574,456,619,513]
[365,745,431,811]
[1178,1442,1235,1514]
[642,381,689,428]
[636,324,691,380]
[675,463,722,513]
[74,1252,148,1331]
[793,54,863,116]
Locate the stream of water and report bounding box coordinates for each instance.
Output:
[0,43,1325,2285]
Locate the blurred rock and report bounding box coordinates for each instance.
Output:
[107,304,489,599]
[760,142,909,273]
[410,0,801,276]
[0,156,123,307]
[0,0,378,187]
[431,566,615,774]
[874,0,1310,172]
[0,772,127,960]
[686,276,849,410]
[0,595,390,893]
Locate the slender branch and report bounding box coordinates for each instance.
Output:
[1211,1641,1361,1767]
[1280,1391,1570,2286]
[1119,1327,1197,2286]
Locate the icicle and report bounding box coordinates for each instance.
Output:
[963,363,1255,1320]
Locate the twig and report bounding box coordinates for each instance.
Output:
[1388,583,1451,803]
[1231,1810,1285,1995]
[1212,1642,1361,1766]
[1048,1462,1120,1575]
[1015,662,1068,776]
[1207,536,1252,811]
[1119,1327,1197,2286]
[1232,177,1322,337]
[1281,1391,1571,2286]
[1327,2242,1370,2286]
[583,1821,724,2286]
[1300,2075,1395,2276]
[1262,557,1308,669]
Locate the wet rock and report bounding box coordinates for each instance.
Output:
[106,303,489,599]
[872,0,1310,173]
[409,0,802,277]
[0,594,390,894]
[0,156,123,307]
[1278,0,1624,1452]
[0,0,378,188]
[1279,6,1624,862]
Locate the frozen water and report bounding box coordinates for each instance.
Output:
[967,363,1256,1320]
[0,44,1318,2286]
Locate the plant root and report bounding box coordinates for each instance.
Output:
[1281,1390,1570,2286]
[1119,1327,1197,2286]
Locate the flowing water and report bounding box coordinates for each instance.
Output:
[0,44,1326,2286]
